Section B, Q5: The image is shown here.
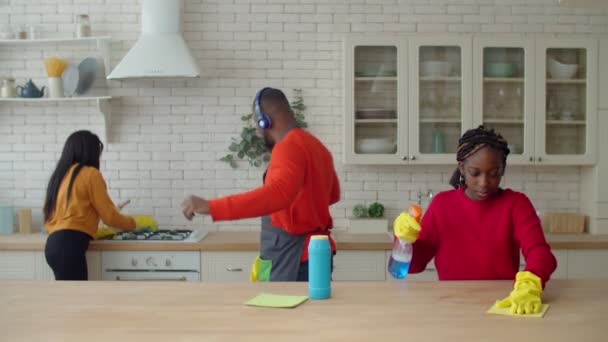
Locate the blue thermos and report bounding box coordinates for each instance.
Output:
[308,235,331,300]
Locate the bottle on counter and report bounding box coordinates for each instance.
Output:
[76,14,91,38]
[388,238,413,279]
[388,205,422,279]
[308,235,331,300]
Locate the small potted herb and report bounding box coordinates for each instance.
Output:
[349,202,388,234]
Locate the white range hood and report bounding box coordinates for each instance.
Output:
[107,0,200,79]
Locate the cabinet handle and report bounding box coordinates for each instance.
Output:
[402,156,408,161]
[538,157,542,162]
[410,155,416,161]
[226,267,243,272]
[529,156,534,162]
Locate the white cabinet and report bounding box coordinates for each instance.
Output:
[474,36,597,165]
[408,36,472,164]
[201,250,387,282]
[534,38,597,165]
[333,250,386,281]
[566,250,608,279]
[344,35,470,165]
[0,250,100,280]
[200,251,257,282]
[473,36,536,165]
[345,34,598,166]
[0,251,37,280]
[0,37,113,142]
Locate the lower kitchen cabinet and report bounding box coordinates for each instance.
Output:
[200,250,388,282]
[200,251,257,282]
[333,251,386,281]
[0,251,101,281]
[566,250,608,279]
[0,251,37,280]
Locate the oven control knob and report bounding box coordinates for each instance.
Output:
[146,257,157,267]
[165,259,172,267]
[131,258,138,267]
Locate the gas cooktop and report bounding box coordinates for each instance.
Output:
[100,229,207,243]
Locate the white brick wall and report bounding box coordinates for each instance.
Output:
[1,0,607,232]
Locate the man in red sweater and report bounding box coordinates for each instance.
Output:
[181,87,340,281]
[396,126,556,315]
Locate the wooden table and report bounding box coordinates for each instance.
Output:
[0,280,606,341]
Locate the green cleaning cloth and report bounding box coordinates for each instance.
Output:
[245,293,309,308]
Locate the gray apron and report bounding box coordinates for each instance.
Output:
[259,215,307,281]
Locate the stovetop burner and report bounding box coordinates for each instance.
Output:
[108,229,195,241]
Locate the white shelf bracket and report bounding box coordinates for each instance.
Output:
[97,98,111,143]
[97,38,112,76]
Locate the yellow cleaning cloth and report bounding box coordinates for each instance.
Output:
[487,303,550,318]
[245,293,308,308]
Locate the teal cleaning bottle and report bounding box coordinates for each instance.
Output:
[308,235,331,299]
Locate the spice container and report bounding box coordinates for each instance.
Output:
[1,77,17,98]
[76,14,91,38]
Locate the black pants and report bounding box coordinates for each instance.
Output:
[45,229,91,281]
[296,254,335,282]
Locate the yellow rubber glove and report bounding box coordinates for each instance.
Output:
[96,226,116,240]
[495,271,543,315]
[393,212,421,243]
[132,215,158,232]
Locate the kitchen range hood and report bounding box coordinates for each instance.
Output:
[107,0,200,79]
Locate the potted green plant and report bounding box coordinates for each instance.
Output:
[220,88,307,169]
[349,202,388,234]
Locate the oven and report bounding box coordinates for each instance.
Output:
[101,251,201,282]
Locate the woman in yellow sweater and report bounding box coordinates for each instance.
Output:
[43,130,156,280]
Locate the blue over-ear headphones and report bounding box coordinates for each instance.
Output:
[254,87,272,129]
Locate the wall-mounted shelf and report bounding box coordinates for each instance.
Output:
[0,97,112,142]
[0,36,113,142]
[0,37,111,72]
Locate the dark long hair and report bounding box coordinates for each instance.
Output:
[448,126,510,189]
[43,130,103,222]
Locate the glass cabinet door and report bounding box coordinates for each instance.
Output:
[545,48,587,155]
[409,37,471,164]
[344,37,404,164]
[536,39,597,165]
[473,38,534,165]
[483,48,526,156]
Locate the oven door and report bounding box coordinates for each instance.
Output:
[103,270,200,282]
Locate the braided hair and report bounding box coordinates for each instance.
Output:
[448,126,510,189]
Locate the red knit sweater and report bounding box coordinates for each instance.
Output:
[410,188,557,286]
[209,129,340,261]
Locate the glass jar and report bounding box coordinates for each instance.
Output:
[1,77,17,98]
[76,14,91,38]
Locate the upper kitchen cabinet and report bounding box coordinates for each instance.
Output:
[344,36,406,164]
[343,35,470,165]
[473,36,535,165]
[535,38,597,165]
[408,36,471,164]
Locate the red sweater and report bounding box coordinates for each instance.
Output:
[410,188,557,286]
[209,129,340,261]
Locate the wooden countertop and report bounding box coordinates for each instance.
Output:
[1,231,608,251]
[0,280,606,341]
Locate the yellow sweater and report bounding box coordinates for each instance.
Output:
[45,164,136,238]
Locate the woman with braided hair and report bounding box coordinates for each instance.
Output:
[397,126,556,315]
